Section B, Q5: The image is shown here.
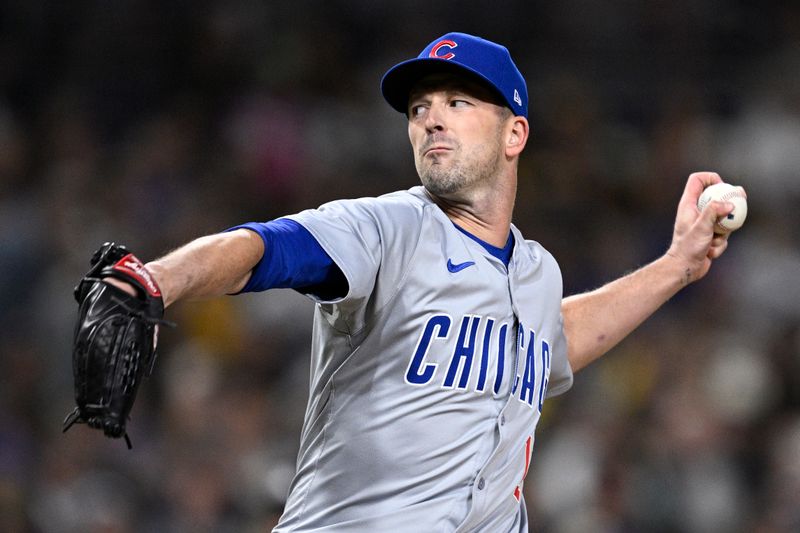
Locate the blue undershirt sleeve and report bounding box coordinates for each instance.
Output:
[225,218,348,299]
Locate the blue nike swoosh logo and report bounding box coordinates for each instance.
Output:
[447,259,476,273]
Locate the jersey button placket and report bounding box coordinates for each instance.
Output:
[477,477,485,490]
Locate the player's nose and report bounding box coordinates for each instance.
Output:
[424,103,447,133]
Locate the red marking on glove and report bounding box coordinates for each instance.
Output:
[113,254,161,297]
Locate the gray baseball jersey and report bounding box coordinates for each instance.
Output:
[273,186,573,532]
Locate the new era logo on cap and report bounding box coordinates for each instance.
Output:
[381,32,529,118]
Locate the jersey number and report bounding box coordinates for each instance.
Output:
[513,435,533,501]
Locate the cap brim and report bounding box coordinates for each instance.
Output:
[381,58,505,115]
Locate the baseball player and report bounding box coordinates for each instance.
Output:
[83,32,738,531]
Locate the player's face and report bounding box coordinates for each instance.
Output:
[407,74,510,197]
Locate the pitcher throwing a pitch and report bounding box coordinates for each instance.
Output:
[65,32,744,531]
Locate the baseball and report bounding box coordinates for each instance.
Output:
[697,182,748,233]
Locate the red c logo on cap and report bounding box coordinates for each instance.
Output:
[429,39,457,60]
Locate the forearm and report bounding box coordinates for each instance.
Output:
[562,254,690,372]
[561,172,741,373]
[146,229,264,307]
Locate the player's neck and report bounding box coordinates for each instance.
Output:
[427,181,516,248]
[448,215,511,247]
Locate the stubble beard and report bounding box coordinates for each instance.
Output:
[418,157,469,196]
[417,138,504,197]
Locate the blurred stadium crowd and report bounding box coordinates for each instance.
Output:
[1,1,799,532]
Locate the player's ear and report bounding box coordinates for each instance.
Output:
[505,115,529,158]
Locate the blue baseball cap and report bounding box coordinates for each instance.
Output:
[381,32,528,118]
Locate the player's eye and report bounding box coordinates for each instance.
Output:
[409,104,428,118]
[450,99,470,108]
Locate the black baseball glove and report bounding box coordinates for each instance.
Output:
[63,242,172,448]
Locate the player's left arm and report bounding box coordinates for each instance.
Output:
[561,172,743,372]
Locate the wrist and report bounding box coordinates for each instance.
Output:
[143,261,172,307]
[662,249,699,287]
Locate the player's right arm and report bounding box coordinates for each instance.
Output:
[107,220,348,307]
[144,229,264,307]
[104,229,262,306]
[105,229,264,306]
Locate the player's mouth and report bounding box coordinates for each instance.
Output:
[423,145,453,157]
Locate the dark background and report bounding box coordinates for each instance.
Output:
[2,1,799,531]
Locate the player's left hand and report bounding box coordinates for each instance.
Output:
[666,171,744,283]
